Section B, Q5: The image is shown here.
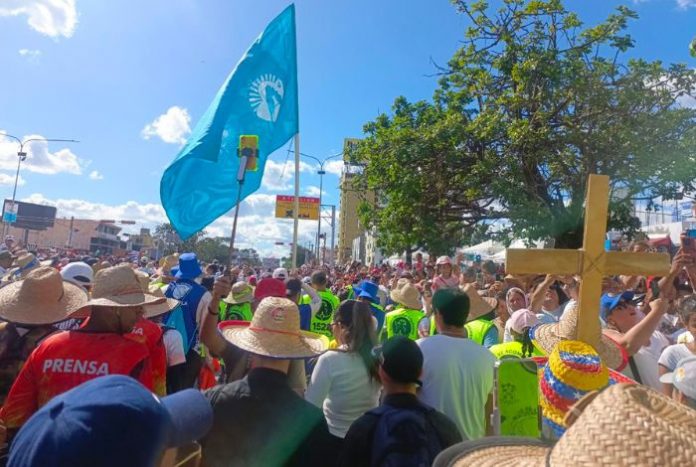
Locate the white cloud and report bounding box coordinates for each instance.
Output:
[88,170,103,180]
[142,106,191,145]
[324,159,344,177]
[0,173,26,186]
[18,48,41,61]
[305,185,324,197]
[261,159,315,191]
[0,132,83,175]
[20,192,320,257]
[677,0,696,9]
[0,0,77,38]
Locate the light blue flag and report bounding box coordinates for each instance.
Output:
[160,4,298,239]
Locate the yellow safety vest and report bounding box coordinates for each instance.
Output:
[464,319,495,346]
[305,290,339,338]
[489,341,543,360]
[384,307,424,340]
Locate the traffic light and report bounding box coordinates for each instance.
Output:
[238,135,259,171]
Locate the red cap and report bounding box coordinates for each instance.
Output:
[254,278,286,301]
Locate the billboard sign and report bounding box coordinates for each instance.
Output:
[275,195,319,220]
[2,200,57,230]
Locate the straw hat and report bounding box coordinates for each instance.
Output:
[461,283,498,321]
[530,302,627,371]
[143,284,180,319]
[0,267,89,325]
[223,281,254,305]
[219,296,327,359]
[435,383,696,467]
[71,265,165,318]
[390,278,422,310]
[4,253,40,282]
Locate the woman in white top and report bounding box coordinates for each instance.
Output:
[305,300,381,455]
[659,295,696,395]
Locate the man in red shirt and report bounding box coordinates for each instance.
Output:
[1,264,165,436]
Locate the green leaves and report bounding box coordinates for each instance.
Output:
[359,0,696,252]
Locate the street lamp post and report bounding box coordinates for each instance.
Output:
[1,134,79,237]
[294,151,342,264]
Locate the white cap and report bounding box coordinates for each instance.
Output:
[60,261,94,287]
[272,267,288,280]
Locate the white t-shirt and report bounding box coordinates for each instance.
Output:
[416,334,495,440]
[658,343,695,372]
[163,328,186,367]
[626,331,670,390]
[305,349,381,438]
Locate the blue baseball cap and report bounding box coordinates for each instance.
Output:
[600,291,635,321]
[8,375,213,467]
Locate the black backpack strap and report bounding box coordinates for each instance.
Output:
[628,356,643,384]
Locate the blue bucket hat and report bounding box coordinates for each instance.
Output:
[354,280,379,303]
[8,375,213,467]
[176,252,203,280]
[600,291,635,321]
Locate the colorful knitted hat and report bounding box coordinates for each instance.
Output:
[539,340,611,439]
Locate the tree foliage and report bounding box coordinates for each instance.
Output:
[355,0,696,252]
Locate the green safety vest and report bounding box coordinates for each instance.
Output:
[489,341,543,360]
[304,290,339,338]
[345,285,355,300]
[219,302,253,322]
[464,319,495,346]
[384,307,424,340]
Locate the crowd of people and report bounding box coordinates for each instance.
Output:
[0,234,694,465]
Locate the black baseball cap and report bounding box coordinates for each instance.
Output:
[375,336,423,386]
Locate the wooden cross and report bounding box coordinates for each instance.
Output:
[505,174,671,349]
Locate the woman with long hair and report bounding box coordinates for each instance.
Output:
[305,300,381,456]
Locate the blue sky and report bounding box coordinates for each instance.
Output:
[0,0,694,256]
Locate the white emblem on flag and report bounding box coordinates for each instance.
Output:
[249,74,284,122]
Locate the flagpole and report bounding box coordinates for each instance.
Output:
[227,156,248,269]
[292,133,300,269]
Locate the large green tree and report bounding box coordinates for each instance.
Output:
[356,0,696,252]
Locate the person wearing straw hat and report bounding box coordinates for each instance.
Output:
[127,271,180,397]
[530,298,629,371]
[417,288,496,440]
[0,264,163,437]
[200,297,331,467]
[219,281,255,322]
[460,283,500,347]
[434,382,696,467]
[1,253,40,284]
[383,278,424,341]
[0,267,89,406]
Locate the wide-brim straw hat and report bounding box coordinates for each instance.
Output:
[390,278,422,310]
[4,253,40,281]
[434,383,696,467]
[223,281,254,305]
[0,267,89,325]
[142,284,179,319]
[530,302,627,371]
[71,265,165,318]
[461,283,498,321]
[219,296,327,359]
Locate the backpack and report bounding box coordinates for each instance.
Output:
[369,404,443,467]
